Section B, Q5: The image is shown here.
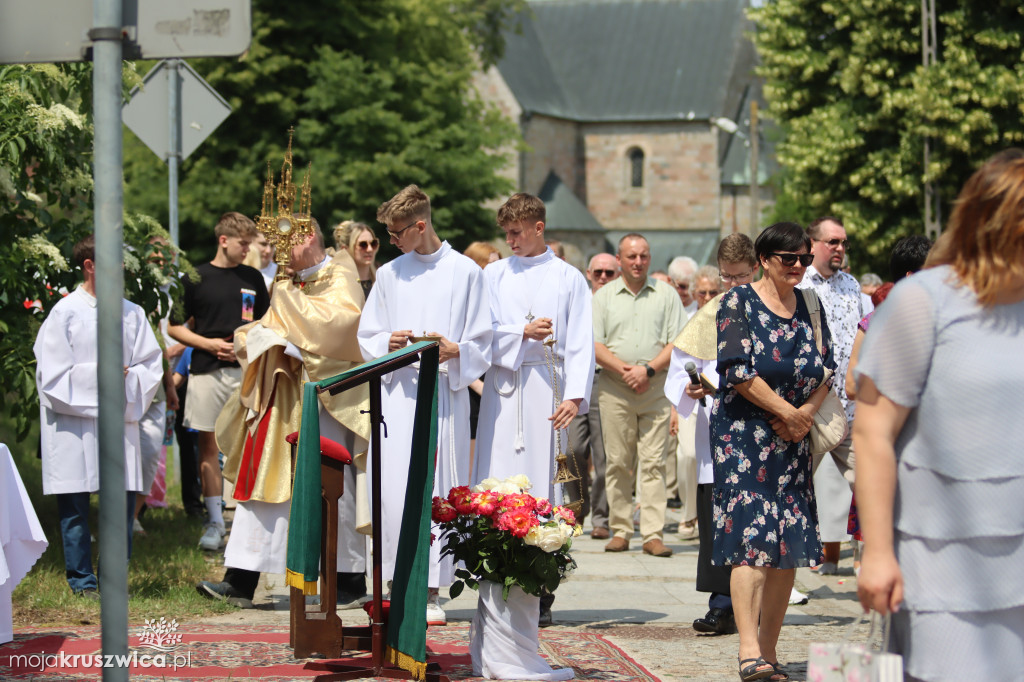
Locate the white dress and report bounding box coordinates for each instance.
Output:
[472,248,594,501]
[855,266,1024,682]
[357,242,492,586]
[33,286,164,494]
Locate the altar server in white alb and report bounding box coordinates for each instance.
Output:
[357,184,492,626]
[33,235,164,597]
[472,192,595,505]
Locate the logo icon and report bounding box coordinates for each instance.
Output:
[138,617,183,652]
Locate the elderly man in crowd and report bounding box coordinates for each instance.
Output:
[798,216,872,574]
[594,234,687,558]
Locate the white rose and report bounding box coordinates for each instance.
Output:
[524,525,566,553]
[473,478,500,493]
[493,480,522,495]
[508,474,532,491]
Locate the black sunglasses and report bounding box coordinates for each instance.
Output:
[357,239,379,249]
[769,252,814,267]
[592,269,616,278]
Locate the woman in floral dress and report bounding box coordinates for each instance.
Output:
[711,222,836,681]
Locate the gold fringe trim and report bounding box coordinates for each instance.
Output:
[285,569,319,595]
[386,645,427,681]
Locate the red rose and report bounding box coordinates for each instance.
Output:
[496,508,538,538]
[431,497,457,523]
[447,486,475,515]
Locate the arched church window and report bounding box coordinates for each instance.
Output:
[628,147,644,188]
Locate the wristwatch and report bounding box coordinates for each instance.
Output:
[643,363,655,378]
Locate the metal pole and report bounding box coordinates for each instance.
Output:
[167,59,181,251]
[91,0,128,679]
[922,0,941,239]
[748,100,760,240]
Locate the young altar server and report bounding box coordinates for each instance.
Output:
[34,235,164,597]
[472,193,594,497]
[357,184,492,625]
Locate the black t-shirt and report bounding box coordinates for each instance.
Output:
[173,262,270,375]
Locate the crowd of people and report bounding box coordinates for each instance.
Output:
[29,148,1024,682]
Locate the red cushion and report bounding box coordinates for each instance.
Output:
[362,599,390,622]
[285,431,352,464]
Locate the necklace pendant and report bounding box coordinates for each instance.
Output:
[525,312,535,323]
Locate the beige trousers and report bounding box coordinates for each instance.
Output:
[599,371,672,543]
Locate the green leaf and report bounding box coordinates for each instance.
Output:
[449,580,465,599]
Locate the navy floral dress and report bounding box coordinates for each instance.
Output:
[710,284,834,568]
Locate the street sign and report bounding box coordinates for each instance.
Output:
[0,0,250,64]
[122,59,231,162]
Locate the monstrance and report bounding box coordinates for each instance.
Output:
[256,127,312,280]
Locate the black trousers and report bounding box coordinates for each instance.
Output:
[696,483,731,595]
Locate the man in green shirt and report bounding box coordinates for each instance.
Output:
[593,233,687,557]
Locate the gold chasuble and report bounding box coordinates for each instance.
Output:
[217,250,371,505]
[672,292,725,361]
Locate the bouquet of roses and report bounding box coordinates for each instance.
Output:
[431,475,580,601]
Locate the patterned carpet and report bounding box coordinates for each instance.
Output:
[0,623,659,681]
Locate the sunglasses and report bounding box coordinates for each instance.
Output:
[357,239,379,249]
[815,238,850,249]
[695,289,719,297]
[769,252,815,267]
[591,269,616,278]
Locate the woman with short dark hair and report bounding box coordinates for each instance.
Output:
[712,222,836,681]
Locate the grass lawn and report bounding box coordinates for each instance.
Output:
[8,426,236,627]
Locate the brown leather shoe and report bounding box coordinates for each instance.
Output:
[642,538,673,557]
[591,527,610,540]
[604,536,629,552]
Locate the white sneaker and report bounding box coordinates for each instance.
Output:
[132,518,145,535]
[789,587,809,605]
[198,523,225,551]
[818,561,838,575]
[426,590,446,626]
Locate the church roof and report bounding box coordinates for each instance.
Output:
[538,171,605,231]
[498,0,753,122]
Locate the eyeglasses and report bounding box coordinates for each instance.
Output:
[695,289,719,297]
[815,238,849,249]
[719,270,754,283]
[675,283,690,291]
[591,269,616,278]
[387,220,419,239]
[357,239,379,250]
[769,252,815,267]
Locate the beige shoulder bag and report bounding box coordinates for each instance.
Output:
[800,288,848,456]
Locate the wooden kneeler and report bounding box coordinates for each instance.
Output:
[286,432,373,659]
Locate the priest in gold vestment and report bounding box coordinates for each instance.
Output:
[197,221,372,608]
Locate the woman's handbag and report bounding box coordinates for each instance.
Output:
[808,611,904,681]
[800,289,848,456]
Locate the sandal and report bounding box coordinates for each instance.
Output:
[738,657,775,681]
[767,661,790,681]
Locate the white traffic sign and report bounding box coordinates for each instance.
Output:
[0,0,250,64]
[122,59,231,162]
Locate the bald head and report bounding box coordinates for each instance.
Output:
[587,252,619,292]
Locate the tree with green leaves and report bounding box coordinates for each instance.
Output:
[123,0,524,263]
[751,0,1024,275]
[1,63,190,440]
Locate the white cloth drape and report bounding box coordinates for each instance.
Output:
[1,444,48,644]
[469,580,573,681]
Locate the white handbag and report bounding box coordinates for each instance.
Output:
[808,612,904,682]
[800,289,848,456]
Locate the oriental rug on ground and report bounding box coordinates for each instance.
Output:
[0,623,659,681]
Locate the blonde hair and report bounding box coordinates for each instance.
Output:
[463,241,500,269]
[334,220,377,280]
[377,185,430,226]
[926,148,1024,306]
[497,193,545,227]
